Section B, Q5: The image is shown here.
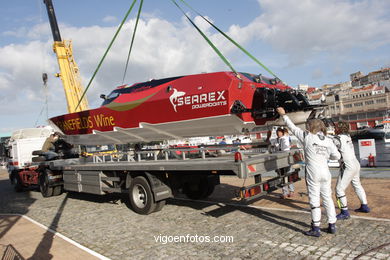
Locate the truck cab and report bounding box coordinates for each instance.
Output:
[7,127,53,191]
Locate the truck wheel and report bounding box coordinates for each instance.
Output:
[52,185,63,196]
[205,182,216,197]
[129,176,156,215]
[11,173,23,192]
[154,200,166,213]
[39,171,53,197]
[183,180,208,200]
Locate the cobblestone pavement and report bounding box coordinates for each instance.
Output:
[0,170,389,260]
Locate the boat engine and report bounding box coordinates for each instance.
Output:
[231,88,315,119]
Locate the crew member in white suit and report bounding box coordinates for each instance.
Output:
[276,107,341,237]
[332,121,370,220]
[267,127,294,198]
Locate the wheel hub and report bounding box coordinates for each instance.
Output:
[132,184,147,209]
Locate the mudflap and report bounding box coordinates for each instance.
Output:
[144,172,173,202]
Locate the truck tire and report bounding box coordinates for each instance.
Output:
[183,179,208,200]
[52,185,63,196]
[129,176,156,215]
[154,200,166,213]
[11,172,23,192]
[39,171,53,197]
[205,182,216,197]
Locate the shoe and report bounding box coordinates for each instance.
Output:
[336,209,350,220]
[304,225,321,237]
[327,223,336,234]
[355,204,370,213]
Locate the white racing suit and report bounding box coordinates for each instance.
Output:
[270,136,290,152]
[283,115,341,226]
[332,134,367,209]
[270,136,294,195]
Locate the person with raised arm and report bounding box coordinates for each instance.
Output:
[276,107,341,237]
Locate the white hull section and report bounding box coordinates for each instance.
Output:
[58,111,313,145]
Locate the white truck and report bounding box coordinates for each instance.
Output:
[7,128,53,192]
[7,128,52,168]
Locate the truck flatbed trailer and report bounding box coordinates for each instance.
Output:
[30,147,302,215]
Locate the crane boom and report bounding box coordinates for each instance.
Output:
[43,0,89,113]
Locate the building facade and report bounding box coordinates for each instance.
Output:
[325,85,389,129]
[351,68,390,87]
[307,67,390,130]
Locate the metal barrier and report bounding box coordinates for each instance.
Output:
[91,146,253,163]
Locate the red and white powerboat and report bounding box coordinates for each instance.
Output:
[49,71,316,145]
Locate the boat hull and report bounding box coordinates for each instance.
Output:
[49,71,314,145]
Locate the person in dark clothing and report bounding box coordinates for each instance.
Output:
[41,133,60,160]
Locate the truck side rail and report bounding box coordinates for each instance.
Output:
[49,148,303,180]
[91,145,268,163]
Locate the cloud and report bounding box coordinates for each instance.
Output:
[246,0,390,66]
[311,68,323,80]
[102,15,117,23]
[2,27,28,38]
[0,40,65,116]
[0,14,246,133]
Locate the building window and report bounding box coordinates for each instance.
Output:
[365,100,374,105]
[376,98,386,103]
[354,102,363,107]
[367,112,376,117]
[349,114,358,120]
[344,104,352,108]
[357,113,366,120]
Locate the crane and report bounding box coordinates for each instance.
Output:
[43,0,89,113]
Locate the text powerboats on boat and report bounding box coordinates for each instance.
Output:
[49,71,320,145]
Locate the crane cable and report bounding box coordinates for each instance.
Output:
[35,0,49,126]
[76,0,282,109]
[34,75,48,126]
[76,0,138,111]
[175,0,281,81]
[171,0,237,74]
[122,0,144,84]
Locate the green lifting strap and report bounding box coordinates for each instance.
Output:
[171,0,237,74]
[122,0,144,84]
[177,0,281,81]
[76,0,138,110]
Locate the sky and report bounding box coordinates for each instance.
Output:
[0,0,389,137]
